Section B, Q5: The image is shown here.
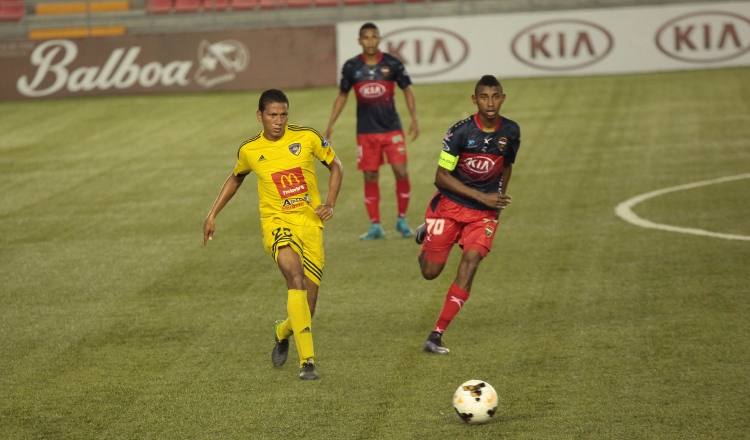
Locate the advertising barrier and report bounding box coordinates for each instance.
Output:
[336,1,750,83]
[0,26,336,101]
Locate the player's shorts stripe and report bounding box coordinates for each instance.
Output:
[271,236,304,258]
[302,257,323,280]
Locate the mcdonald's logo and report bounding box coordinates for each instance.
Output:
[279,173,300,188]
[272,167,308,198]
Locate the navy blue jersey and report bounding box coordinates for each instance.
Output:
[437,114,521,211]
[339,51,412,134]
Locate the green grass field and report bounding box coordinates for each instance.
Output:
[1,67,749,439]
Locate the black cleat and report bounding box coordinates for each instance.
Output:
[415,223,426,244]
[299,359,319,380]
[423,331,450,354]
[272,320,289,367]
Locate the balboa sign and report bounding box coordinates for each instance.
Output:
[656,11,750,63]
[382,26,469,77]
[0,27,336,101]
[511,19,613,71]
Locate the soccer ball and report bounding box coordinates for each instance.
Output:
[452,379,498,424]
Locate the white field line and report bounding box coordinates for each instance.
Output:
[615,173,750,241]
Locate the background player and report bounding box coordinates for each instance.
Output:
[415,75,520,354]
[203,89,343,379]
[324,22,419,241]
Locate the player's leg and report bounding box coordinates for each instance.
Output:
[384,131,413,238]
[276,246,317,379]
[358,134,385,240]
[424,206,498,354]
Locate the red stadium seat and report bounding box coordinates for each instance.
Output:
[343,0,367,5]
[0,0,25,21]
[146,0,173,13]
[230,0,255,10]
[204,0,229,10]
[286,0,312,7]
[372,0,395,3]
[257,0,276,8]
[313,0,338,5]
[174,0,201,12]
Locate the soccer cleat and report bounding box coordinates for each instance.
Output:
[299,359,319,380]
[359,223,386,241]
[424,332,450,355]
[415,223,426,244]
[272,320,289,367]
[396,217,414,238]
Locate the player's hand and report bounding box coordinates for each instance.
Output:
[409,120,419,141]
[480,193,512,210]
[323,126,333,141]
[203,216,216,245]
[315,204,335,221]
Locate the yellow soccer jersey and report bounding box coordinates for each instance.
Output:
[234,124,336,228]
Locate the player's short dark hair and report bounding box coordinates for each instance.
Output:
[359,22,379,37]
[474,75,503,96]
[258,89,289,112]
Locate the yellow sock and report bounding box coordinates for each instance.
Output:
[276,318,293,341]
[287,289,314,365]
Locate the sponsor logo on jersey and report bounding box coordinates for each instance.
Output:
[281,194,311,211]
[463,156,497,174]
[359,82,386,98]
[258,155,266,162]
[511,19,613,70]
[655,11,750,63]
[272,167,308,198]
[288,142,301,156]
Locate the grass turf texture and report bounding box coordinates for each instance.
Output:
[1,67,749,438]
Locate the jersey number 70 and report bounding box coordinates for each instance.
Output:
[425,218,445,235]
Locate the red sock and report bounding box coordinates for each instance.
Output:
[434,284,470,333]
[364,181,381,223]
[395,178,411,218]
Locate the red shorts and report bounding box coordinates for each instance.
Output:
[420,193,499,264]
[356,130,407,171]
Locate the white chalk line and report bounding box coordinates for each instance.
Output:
[615,173,750,241]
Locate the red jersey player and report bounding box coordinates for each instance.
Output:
[324,22,419,240]
[415,75,521,354]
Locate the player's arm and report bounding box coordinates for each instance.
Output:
[435,153,511,210]
[403,86,419,141]
[203,173,247,245]
[324,92,349,141]
[315,156,343,221]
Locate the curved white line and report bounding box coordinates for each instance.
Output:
[615,173,750,241]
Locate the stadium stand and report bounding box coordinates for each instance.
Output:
[173,0,200,12]
[35,0,129,14]
[0,0,25,21]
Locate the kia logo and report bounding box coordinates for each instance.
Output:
[511,19,613,71]
[464,157,494,174]
[656,11,750,63]
[382,27,469,78]
[359,82,386,98]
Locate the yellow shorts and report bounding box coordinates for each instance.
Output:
[261,219,324,286]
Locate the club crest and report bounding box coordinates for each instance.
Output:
[380,65,391,77]
[288,143,301,156]
[498,137,507,152]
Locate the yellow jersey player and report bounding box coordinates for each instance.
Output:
[203,89,343,380]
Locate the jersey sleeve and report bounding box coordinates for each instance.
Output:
[311,131,336,165]
[438,124,464,171]
[504,124,521,164]
[392,58,412,90]
[233,145,252,176]
[339,60,354,93]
